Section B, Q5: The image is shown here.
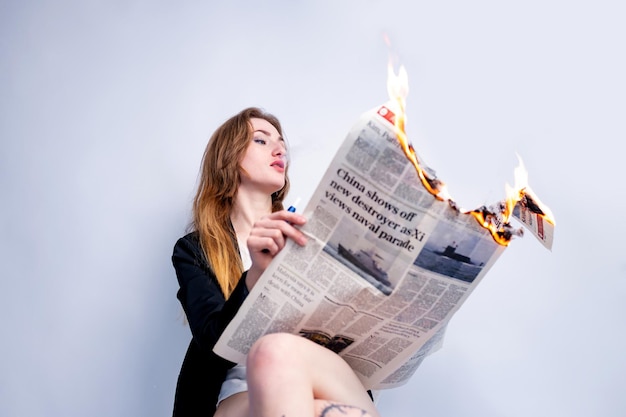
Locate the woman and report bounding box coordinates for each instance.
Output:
[172,107,380,417]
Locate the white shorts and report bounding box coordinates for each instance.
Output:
[217,363,248,405]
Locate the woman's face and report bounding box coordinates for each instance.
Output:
[239,117,287,194]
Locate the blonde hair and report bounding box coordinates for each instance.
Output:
[192,108,289,298]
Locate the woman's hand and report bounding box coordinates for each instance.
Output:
[245,210,307,290]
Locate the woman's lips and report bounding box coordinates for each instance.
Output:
[271,160,285,171]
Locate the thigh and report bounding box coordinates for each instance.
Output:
[214,392,249,417]
[314,400,375,417]
[248,333,379,417]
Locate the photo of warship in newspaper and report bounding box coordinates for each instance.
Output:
[322,221,397,295]
[414,221,498,283]
[337,243,390,284]
[323,242,394,295]
[433,243,473,264]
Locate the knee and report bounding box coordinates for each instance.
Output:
[247,333,302,373]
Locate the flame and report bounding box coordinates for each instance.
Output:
[507,156,530,221]
[384,65,553,246]
[508,156,556,226]
[468,156,529,245]
[503,155,555,226]
[387,62,408,114]
[386,63,453,201]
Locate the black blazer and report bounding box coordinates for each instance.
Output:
[172,232,249,417]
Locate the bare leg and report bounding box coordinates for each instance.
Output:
[215,394,374,417]
[246,333,380,417]
[314,400,374,417]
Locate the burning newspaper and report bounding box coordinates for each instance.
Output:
[214,67,555,389]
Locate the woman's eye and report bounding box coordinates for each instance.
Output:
[253,138,267,145]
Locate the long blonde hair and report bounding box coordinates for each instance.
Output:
[192,107,289,298]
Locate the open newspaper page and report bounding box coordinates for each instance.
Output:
[214,102,550,389]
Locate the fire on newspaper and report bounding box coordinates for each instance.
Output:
[214,64,556,390]
[385,63,555,249]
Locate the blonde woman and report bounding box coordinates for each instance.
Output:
[172,108,380,417]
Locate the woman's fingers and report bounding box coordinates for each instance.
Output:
[248,212,308,251]
[245,210,308,291]
[247,232,284,255]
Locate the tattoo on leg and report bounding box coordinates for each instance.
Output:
[319,403,370,417]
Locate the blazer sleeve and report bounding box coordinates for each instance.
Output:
[172,233,249,356]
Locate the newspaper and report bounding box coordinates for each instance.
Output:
[214,102,554,390]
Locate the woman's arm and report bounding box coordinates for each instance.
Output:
[245,210,307,289]
[173,233,248,354]
[174,211,306,356]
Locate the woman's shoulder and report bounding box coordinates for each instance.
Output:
[174,230,202,250]
[172,231,205,265]
[176,230,200,246]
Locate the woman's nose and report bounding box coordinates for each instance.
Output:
[272,142,286,156]
[272,145,288,164]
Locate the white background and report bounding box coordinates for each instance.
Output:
[1,1,624,416]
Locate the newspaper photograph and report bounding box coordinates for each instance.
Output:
[214,100,554,390]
